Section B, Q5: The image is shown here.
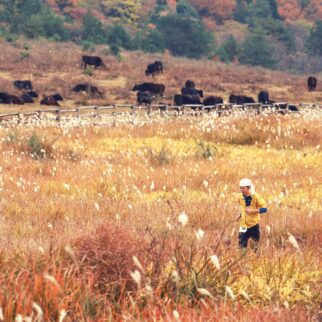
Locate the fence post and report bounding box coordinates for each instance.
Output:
[18,113,23,125]
[95,106,99,118]
[56,108,61,124]
[200,105,205,116]
[37,109,43,120]
[76,107,80,119]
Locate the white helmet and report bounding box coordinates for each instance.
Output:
[239,178,252,187]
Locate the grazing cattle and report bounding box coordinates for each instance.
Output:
[72,83,103,98]
[229,94,255,104]
[185,80,195,88]
[0,92,24,104]
[181,87,203,97]
[40,95,60,106]
[258,91,269,104]
[82,55,106,69]
[145,60,163,76]
[174,94,202,108]
[27,90,38,98]
[132,83,165,97]
[51,93,63,101]
[13,80,33,90]
[20,93,34,103]
[274,103,299,112]
[307,76,317,91]
[137,91,154,106]
[203,96,223,106]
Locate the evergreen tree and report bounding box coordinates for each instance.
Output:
[238,31,276,68]
[218,35,240,62]
[156,14,215,58]
[306,20,322,56]
[140,29,165,53]
[233,0,250,23]
[176,0,198,17]
[82,11,106,44]
[106,24,132,49]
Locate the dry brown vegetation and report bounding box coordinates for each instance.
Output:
[0,40,321,321]
[0,39,321,116]
[0,111,321,320]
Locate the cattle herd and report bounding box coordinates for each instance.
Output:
[0,55,319,113]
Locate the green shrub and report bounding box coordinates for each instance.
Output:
[106,24,133,49]
[83,67,94,77]
[28,133,54,159]
[155,14,216,59]
[195,140,217,160]
[148,144,176,167]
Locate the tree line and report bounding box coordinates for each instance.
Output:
[0,0,321,72]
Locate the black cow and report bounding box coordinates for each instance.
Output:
[52,93,63,101]
[132,83,165,97]
[145,61,163,76]
[174,94,202,108]
[0,92,24,104]
[185,80,195,88]
[137,91,154,106]
[258,91,269,104]
[14,80,33,90]
[274,103,299,112]
[72,83,103,98]
[181,87,203,97]
[20,93,34,103]
[203,96,223,106]
[26,90,38,98]
[229,94,255,104]
[40,95,60,106]
[307,76,317,92]
[82,55,106,69]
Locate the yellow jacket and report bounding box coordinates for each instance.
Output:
[238,192,267,228]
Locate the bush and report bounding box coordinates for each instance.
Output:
[140,29,165,53]
[83,67,94,77]
[306,20,322,56]
[28,132,54,159]
[81,11,106,44]
[74,224,149,295]
[218,35,240,63]
[148,144,176,166]
[195,140,217,160]
[238,31,277,69]
[155,14,215,59]
[106,24,133,49]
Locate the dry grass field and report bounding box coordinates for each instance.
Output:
[0,40,321,321]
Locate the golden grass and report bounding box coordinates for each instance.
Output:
[0,112,321,320]
[0,40,321,320]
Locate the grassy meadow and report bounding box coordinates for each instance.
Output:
[0,111,321,321]
[0,40,321,321]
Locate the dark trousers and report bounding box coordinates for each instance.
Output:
[239,224,260,248]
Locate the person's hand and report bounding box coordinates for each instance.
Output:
[245,207,252,214]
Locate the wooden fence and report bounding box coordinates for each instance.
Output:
[0,102,321,125]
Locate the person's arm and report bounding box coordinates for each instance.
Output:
[245,207,267,214]
[245,194,267,214]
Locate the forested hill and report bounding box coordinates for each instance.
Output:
[0,0,321,73]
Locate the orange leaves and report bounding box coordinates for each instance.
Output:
[191,0,235,20]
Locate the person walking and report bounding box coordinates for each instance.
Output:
[237,178,267,251]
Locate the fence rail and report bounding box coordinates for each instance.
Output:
[0,102,321,125]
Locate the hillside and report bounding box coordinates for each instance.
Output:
[46,0,322,23]
[0,39,321,114]
[1,0,322,74]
